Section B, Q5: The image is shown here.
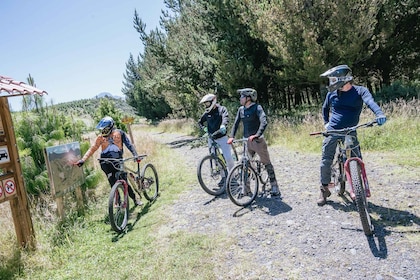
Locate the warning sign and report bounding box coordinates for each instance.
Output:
[3,178,16,197]
[0,145,10,164]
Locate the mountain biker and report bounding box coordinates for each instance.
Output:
[75,116,142,206]
[227,88,281,197]
[317,65,387,206]
[198,93,234,187]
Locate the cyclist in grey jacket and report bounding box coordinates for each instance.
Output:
[227,88,281,197]
[317,65,387,206]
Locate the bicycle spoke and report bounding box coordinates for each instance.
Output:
[141,163,159,201]
[197,155,227,196]
[227,164,258,207]
[108,182,129,233]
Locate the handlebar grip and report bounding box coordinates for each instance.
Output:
[309,132,322,136]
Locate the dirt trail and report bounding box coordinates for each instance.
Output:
[152,132,420,280]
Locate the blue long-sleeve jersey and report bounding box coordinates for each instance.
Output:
[322,85,384,129]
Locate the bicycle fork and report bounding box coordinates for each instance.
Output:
[344,158,371,200]
[116,179,129,207]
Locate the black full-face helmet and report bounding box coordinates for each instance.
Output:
[96,116,115,136]
[320,65,353,92]
[237,88,257,102]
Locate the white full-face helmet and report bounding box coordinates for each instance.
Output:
[199,93,217,113]
[320,65,353,92]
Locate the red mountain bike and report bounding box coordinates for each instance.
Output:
[311,120,379,235]
[99,155,159,233]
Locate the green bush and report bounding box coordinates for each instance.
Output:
[375,81,419,102]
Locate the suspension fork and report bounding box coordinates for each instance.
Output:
[344,157,371,200]
[116,179,129,207]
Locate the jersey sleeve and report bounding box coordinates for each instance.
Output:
[255,105,268,137]
[121,130,137,156]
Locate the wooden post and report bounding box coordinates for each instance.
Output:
[0,97,35,248]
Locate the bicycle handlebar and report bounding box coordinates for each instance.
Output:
[232,137,249,144]
[98,154,148,169]
[309,120,377,137]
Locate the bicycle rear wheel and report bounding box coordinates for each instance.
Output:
[256,160,269,185]
[197,154,227,196]
[349,160,373,235]
[141,163,159,201]
[108,182,129,233]
[226,163,258,207]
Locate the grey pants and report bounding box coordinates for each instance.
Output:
[320,132,361,186]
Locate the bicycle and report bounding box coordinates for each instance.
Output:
[225,138,270,207]
[99,155,159,233]
[310,120,378,235]
[197,129,238,196]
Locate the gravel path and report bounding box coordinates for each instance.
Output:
[151,132,420,280]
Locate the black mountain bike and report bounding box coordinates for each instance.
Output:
[225,138,269,207]
[197,130,238,196]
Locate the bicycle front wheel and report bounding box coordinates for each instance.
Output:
[108,182,129,233]
[226,163,258,207]
[331,160,346,195]
[141,163,159,201]
[349,160,373,235]
[197,155,227,196]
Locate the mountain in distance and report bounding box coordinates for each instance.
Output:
[95,92,124,100]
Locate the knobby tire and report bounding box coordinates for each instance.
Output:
[141,163,159,201]
[226,163,259,207]
[349,160,374,236]
[108,182,129,233]
[197,154,227,196]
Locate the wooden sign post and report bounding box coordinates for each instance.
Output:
[1,75,48,248]
[0,98,35,248]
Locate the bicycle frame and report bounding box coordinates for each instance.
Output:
[235,138,268,191]
[208,137,226,167]
[311,120,376,197]
[102,155,148,193]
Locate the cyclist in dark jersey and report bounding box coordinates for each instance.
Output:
[227,88,281,197]
[198,93,234,187]
[317,65,387,206]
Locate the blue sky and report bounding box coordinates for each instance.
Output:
[0,0,166,111]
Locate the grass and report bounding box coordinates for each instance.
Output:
[0,128,219,280]
[268,99,420,167]
[0,98,418,279]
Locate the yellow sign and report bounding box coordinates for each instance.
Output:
[122,116,134,124]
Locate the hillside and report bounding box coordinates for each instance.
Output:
[51,96,138,122]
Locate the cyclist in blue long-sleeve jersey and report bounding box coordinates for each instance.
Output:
[317,65,387,206]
